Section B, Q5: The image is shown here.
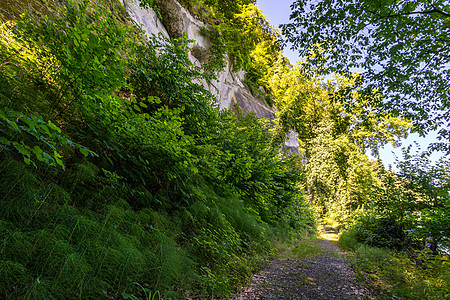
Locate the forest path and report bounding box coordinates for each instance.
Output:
[232,229,372,300]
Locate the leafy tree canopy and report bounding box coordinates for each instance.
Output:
[281,0,450,152]
[269,60,411,219]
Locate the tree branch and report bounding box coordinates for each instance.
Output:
[373,8,450,19]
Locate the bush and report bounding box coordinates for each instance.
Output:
[0,0,316,298]
[345,216,406,250]
[338,229,359,251]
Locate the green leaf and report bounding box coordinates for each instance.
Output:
[150,96,161,104]
[48,120,61,133]
[8,120,19,130]
[23,157,32,165]
[0,136,11,146]
[33,145,43,155]
[80,147,89,157]
[42,151,54,164]
[55,156,64,166]
[14,143,30,157]
[35,153,45,162]
[38,124,51,136]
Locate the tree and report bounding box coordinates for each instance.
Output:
[218,3,282,71]
[281,0,450,152]
[269,63,411,219]
[393,146,450,246]
[203,0,255,19]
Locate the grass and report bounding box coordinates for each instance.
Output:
[319,232,339,242]
[291,237,326,258]
[0,155,285,299]
[291,236,340,259]
[281,222,343,260]
[338,230,450,299]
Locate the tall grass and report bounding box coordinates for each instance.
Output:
[339,229,450,299]
[0,157,199,298]
[0,0,317,298]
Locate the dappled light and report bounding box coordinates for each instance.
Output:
[0,0,448,298]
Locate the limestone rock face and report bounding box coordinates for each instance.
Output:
[285,130,300,153]
[122,0,298,151]
[231,87,275,119]
[122,0,245,109]
[121,0,170,39]
[153,0,211,64]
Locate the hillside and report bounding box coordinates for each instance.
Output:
[0,0,449,299]
[0,0,313,298]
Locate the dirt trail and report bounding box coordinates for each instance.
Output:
[232,234,371,300]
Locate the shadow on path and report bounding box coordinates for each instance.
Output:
[232,233,372,300]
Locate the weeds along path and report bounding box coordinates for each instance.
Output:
[232,232,371,300]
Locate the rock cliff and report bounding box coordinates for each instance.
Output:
[120,0,274,116]
[120,0,298,150]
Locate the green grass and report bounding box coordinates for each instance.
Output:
[0,0,317,298]
[0,155,283,298]
[339,230,450,299]
[0,158,199,299]
[291,238,326,258]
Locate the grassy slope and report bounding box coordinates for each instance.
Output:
[0,0,316,299]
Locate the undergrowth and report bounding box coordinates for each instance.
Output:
[0,0,316,298]
[339,229,450,299]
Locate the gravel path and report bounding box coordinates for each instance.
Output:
[232,238,371,300]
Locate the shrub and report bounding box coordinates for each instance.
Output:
[0,0,315,298]
[338,229,359,251]
[346,215,406,250]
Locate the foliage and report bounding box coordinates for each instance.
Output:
[153,0,282,104]
[0,159,196,299]
[393,147,450,248]
[340,236,450,299]
[270,65,411,220]
[2,0,446,298]
[281,0,450,151]
[0,18,95,168]
[129,33,218,137]
[199,25,227,70]
[176,0,254,20]
[344,215,406,250]
[197,3,282,77]
[138,0,162,19]
[357,147,449,249]
[0,0,59,22]
[17,0,135,117]
[242,28,283,107]
[338,143,449,258]
[0,0,316,298]
[218,4,281,72]
[203,0,255,19]
[0,107,93,168]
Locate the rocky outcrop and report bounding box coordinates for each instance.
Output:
[121,1,250,110]
[285,130,300,153]
[121,0,298,151]
[120,0,170,39]
[231,87,275,119]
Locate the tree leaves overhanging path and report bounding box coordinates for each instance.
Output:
[281,0,450,153]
